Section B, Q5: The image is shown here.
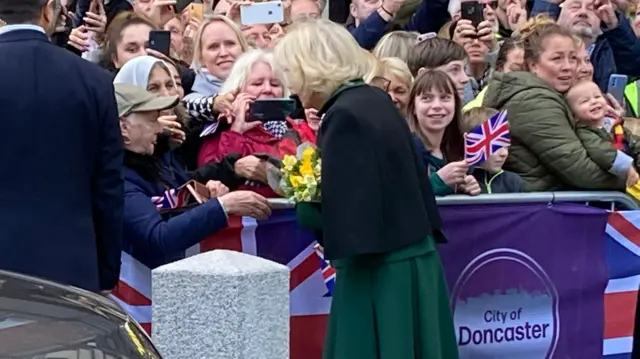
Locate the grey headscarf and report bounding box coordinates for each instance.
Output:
[113,55,172,88]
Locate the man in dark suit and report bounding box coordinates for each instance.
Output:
[0,0,124,293]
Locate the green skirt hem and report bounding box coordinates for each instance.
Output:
[323,236,459,359]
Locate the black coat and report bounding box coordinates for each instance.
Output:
[317,82,444,260]
[0,29,124,292]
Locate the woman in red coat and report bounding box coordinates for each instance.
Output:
[198,49,309,196]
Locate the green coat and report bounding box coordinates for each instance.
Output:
[577,124,640,167]
[482,72,624,191]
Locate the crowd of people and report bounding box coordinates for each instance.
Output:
[2,0,640,357]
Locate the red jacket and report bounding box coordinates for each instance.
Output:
[197,122,309,197]
[292,121,317,144]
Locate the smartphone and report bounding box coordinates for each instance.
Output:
[460,1,484,28]
[240,1,284,26]
[607,74,628,105]
[249,99,296,122]
[149,30,171,57]
[188,3,204,20]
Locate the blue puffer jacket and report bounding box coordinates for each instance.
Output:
[122,151,228,270]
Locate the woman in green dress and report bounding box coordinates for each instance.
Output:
[273,19,459,359]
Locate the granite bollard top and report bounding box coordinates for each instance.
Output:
[153,249,289,275]
[152,250,290,359]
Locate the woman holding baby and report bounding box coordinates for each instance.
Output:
[483,17,636,191]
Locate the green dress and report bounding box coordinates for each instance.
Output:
[296,204,459,359]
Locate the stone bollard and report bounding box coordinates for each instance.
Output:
[151,250,290,359]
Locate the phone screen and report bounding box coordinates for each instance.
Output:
[148,30,171,57]
[249,99,296,122]
[460,1,484,28]
[240,1,284,26]
[607,74,628,105]
[189,3,204,20]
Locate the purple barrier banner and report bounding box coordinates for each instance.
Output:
[438,203,616,358]
[129,203,638,359]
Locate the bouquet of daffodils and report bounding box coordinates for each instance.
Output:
[278,142,322,202]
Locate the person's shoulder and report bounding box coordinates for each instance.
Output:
[328,85,399,123]
[500,170,525,191]
[43,42,112,78]
[40,46,114,94]
[487,72,564,109]
[124,167,154,194]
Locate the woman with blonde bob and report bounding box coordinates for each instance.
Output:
[273,18,458,359]
[380,57,414,113]
[183,16,250,123]
[372,30,419,62]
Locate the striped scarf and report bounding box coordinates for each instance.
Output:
[609,115,626,151]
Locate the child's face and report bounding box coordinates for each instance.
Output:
[414,88,456,132]
[566,81,607,124]
[481,147,509,173]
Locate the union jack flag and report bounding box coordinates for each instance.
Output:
[464,109,510,166]
[150,189,179,209]
[603,211,640,358]
[314,244,336,296]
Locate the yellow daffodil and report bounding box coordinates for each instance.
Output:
[282,155,297,172]
[289,175,304,189]
[299,160,314,176]
[280,143,322,202]
[302,146,315,164]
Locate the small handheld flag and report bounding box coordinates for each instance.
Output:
[464,109,510,166]
[314,244,335,297]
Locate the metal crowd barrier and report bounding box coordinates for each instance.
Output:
[268,191,639,211]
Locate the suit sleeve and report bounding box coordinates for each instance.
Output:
[602,13,640,79]
[93,82,125,291]
[321,109,382,257]
[508,92,625,189]
[124,184,228,256]
[348,12,389,50]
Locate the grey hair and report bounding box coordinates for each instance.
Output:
[220,49,290,97]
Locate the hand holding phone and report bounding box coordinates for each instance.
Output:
[149,30,172,57]
[460,0,484,28]
[148,0,177,26]
[188,2,204,20]
[240,1,284,26]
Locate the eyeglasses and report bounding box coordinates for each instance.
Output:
[370,77,391,92]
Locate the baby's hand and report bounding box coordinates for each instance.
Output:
[626,166,639,187]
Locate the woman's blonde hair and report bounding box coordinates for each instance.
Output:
[363,51,386,84]
[191,15,249,70]
[220,49,290,97]
[380,57,414,88]
[438,20,454,40]
[518,15,574,71]
[372,31,419,62]
[273,18,370,100]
